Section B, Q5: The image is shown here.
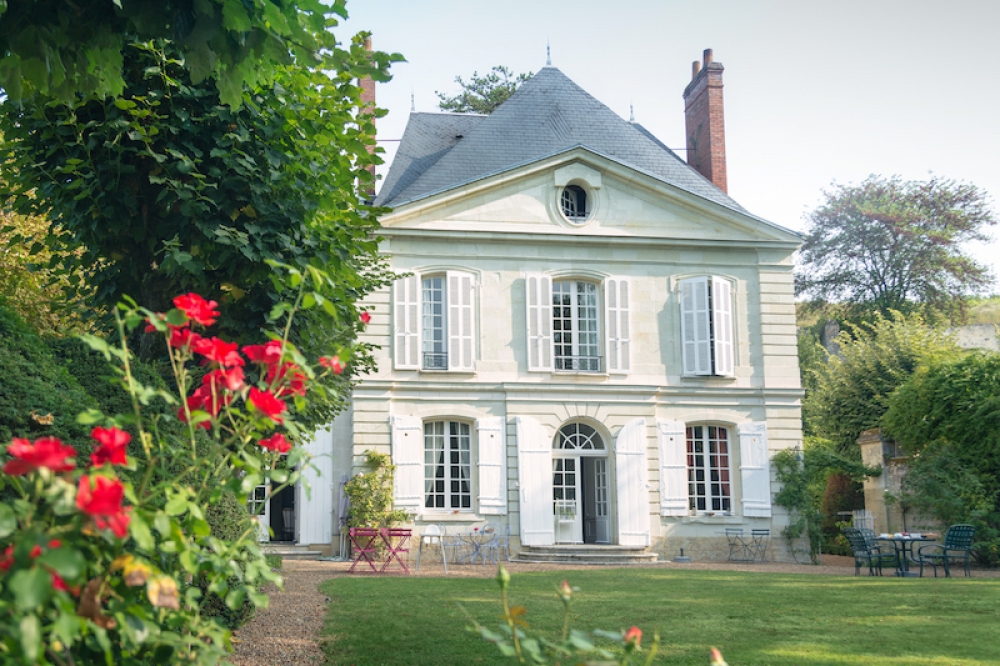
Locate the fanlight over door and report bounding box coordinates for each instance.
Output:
[553,423,609,544]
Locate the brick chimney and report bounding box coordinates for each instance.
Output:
[683,49,727,193]
[359,36,377,197]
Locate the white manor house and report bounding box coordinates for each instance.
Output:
[277,50,804,562]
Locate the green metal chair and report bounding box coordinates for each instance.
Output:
[916,524,976,578]
[843,527,897,576]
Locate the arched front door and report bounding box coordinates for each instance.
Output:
[553,423,610,544]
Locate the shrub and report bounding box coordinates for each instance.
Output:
[200,491,260,629]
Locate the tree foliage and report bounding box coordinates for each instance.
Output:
[795,175,996,321]
[437,65,532,115]
[0,0,370,107]
[803,312,959,455]
[0,38,399,426]
[883,351,1000,564]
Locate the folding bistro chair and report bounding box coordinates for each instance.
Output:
[725,528,755,563]
[415,524,448,573]
[750,529,770,562]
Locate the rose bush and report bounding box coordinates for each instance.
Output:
[0,265,359,664]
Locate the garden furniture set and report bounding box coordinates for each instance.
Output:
[843,524,976,577]
[414,523,512,573]
[725,528,771,563]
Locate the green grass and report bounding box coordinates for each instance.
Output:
[320,569,1000,666]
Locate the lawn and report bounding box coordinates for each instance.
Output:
[320,568,1000,666]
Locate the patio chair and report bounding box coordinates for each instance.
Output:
[750,529,770,562]
[916,524,976,578]
[484,523,512,564]
[415,524,448,574]
[725,528,755,563]
[843,527,897,576]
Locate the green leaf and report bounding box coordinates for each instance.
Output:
[0,503,16,538]
[76,408,106,425]
[191,518,211,538]
[154,512,171,536]
[165,494,189,517]
[270,469,288,484]
[179,549,197,573]
[19,615,41,663]
[10,567,51,610]
[130,512,156,551]
[225,588,245,610]
[38,546,85,579]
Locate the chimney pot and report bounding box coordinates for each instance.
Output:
[691,60,701,79]
[703,48,713,66]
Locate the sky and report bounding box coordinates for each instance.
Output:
[342,0,1000,293]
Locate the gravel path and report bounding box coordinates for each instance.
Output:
[229,555,999,666]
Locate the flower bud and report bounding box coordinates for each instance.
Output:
[495,564,510,590]
[558,579,572,603]
[710,647,728,665]
[624,626,642,651]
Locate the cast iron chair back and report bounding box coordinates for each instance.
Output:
[917,524,976,578]
[843,527,896,576]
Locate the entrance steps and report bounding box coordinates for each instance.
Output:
[262,542,324,560]
[515,544,659,565]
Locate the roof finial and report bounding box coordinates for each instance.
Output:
[410,90,415,112]
[546,40,551,66]
[629,101,635,123]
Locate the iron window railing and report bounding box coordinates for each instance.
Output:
[555,355,602,372]
[422,352,448,370]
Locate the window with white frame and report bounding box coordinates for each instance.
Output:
[525,275,630,374]
[686,424,731,513]
[393,271,475,372]
[559,185,589,223]
[424,420,472,510]
[679,276,734,377]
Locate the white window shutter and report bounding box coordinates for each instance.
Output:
[476,417,507,515]
[605,277,631,374]
[393,274,420,370]
[657,420,688,516]
[515,416,554,546]
[711,277,734,377]
[680,277,712,375]
[525,274,553,372]
[391,415,424,512]
[447,271,475,372]
[738,422,772,517]
[615,418,651,547]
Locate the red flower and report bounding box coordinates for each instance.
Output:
[178,384,231,427]
[51,572,69,592]
[624,626,642,650]
[203,366,245,393]
[319,355,345,375]
[48,539,62,549]
[3,437,76,476]
[168,327,201,350]
[243,340,283,367]
[29,545,43,558]
[267,362,307,397]
[360,310,371,325]
[248,387,287,423]
[259,433,291,453]
[192,336,244,367]
[173,293,219,327]
[76,476,131,538]
[0,546,13,571]
[90,427,131,467]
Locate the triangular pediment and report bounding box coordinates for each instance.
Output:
[379,149,800,246]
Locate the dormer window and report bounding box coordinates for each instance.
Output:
[560,185,589,223]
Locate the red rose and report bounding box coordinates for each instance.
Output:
[192,336,244,367]
[0,546,12,571]
[29,545,42,558]
[267,362,307,397]
[360,311,371,325]
[259,433,291,453]
[51,572,69,592]
[48,539,62,549]
[173,293,219,327]
[248,387,287,423]
[3,437,76,476]
[168,327,201,350]
[203,366,245,393]
[76,476,131,538]
[624,626,642,650]
[243,340,283,366]
[90,426,130,467]
[319,355,345,375]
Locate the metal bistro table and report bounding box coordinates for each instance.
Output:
[876,534,934,577]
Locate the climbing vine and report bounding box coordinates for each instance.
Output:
[343,451,408,528]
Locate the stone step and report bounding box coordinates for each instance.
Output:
[515,545,658,565]
[263,546,324,560]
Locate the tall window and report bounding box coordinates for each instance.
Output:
[687,425,731,513]
[422,277,447,369]
[424,421,472,510]
[553,280,600,371]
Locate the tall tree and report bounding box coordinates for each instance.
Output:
[0,0,365,106]
[795,175,996,321]
[0,37,399,426]
[437,65,532,114]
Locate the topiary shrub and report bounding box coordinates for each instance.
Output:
[199,490,261,629]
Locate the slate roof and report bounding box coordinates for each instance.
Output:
[375,66,747,213]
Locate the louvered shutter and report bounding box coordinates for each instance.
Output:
[605,277,631,374]
[738,422,772,517]
[711,277,734,377]
[392,415,424,512]
[447,271,475,371]
[680,277,712,375]
[657,420,688,516]
[393,274,420,370]
[516,416,554,546]
[525,275,553,372]
[615,418,651,547]
[477,417,507,515]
